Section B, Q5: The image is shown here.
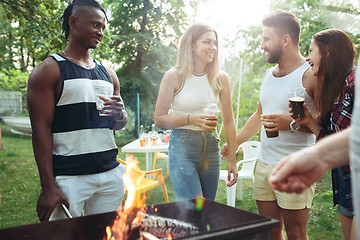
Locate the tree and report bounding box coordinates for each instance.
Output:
[269,0,360,56]
[0,0,197,131]
[0,0,68,72]
[100,0,190,136]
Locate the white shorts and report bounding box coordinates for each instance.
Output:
[50,164,125,220]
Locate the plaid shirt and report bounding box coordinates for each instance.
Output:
[318,71,355,212]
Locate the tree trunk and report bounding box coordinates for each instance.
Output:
[9,31,13,66]
[134,0,149,70]
[32,55,36,68]
[132,0,150,138]
[20,37,26,72]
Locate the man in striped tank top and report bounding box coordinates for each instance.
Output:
[27,0,127,222]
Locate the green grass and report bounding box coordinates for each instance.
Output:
[0,124,342,239]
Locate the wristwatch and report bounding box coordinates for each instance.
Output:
[120,109,128,120]
[290,119,300,133]
[115,109,128,122]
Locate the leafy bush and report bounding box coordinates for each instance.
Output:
[0,69,29,114]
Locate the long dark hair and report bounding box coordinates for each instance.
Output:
[61,0,108,41]
[313,29,355,119]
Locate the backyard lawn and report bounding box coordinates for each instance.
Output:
[0,124,342,239]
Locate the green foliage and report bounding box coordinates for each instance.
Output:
[0,69,29,92]
[0,69,29,113]
[269,0,360,57]
[0,0,68,71]
[100,0,189,136]
[0,0,192,135]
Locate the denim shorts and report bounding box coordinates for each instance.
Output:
[168,129,220,201]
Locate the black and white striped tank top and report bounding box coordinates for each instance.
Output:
[51,53,119,177]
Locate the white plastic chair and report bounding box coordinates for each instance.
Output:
[219,141,261,207]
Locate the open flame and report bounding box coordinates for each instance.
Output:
[122,155,146,209]
[104,155,173,240]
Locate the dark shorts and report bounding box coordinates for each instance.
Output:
[337,168,354,217]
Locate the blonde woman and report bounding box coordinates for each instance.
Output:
[154,23,238,201]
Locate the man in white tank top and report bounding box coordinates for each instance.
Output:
[222,10,318,240]
[268,58,360,240]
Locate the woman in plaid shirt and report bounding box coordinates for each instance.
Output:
[292,29,356,240]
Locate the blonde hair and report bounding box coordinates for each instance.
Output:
[175,23,223,95]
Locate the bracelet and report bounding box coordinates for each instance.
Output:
[187,114,190,124]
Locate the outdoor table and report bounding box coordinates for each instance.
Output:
[121,138,169,178]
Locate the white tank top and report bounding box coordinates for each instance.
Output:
[259,63,316,165]
[172,73,219,131]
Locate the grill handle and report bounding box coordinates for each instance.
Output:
[61,204,73,219]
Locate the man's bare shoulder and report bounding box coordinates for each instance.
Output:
[104,65,117,79]
[29,57,60,83]
[103,65,120,85]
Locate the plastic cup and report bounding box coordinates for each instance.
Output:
[203,103,220,127]
[140,138,146,147]
[94,85,113,116]
[151,136,157,146]
[288,87,305,119]
[140,133,149,147]
[265,126,279,138]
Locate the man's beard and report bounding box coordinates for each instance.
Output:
[266,45,282,64]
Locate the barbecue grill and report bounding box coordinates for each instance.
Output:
[0,199,279,240]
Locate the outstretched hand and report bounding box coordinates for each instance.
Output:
[268,146,328,194]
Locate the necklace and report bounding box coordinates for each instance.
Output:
[193,71,206,76]
[193,68,207,76]
[62,50,93,69]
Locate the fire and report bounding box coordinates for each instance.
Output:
[104,155,147,240]
[103,155,181,240]
[122,155,147,209]
[105,226,112,240]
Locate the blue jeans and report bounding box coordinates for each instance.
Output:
[168,129,220,201]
